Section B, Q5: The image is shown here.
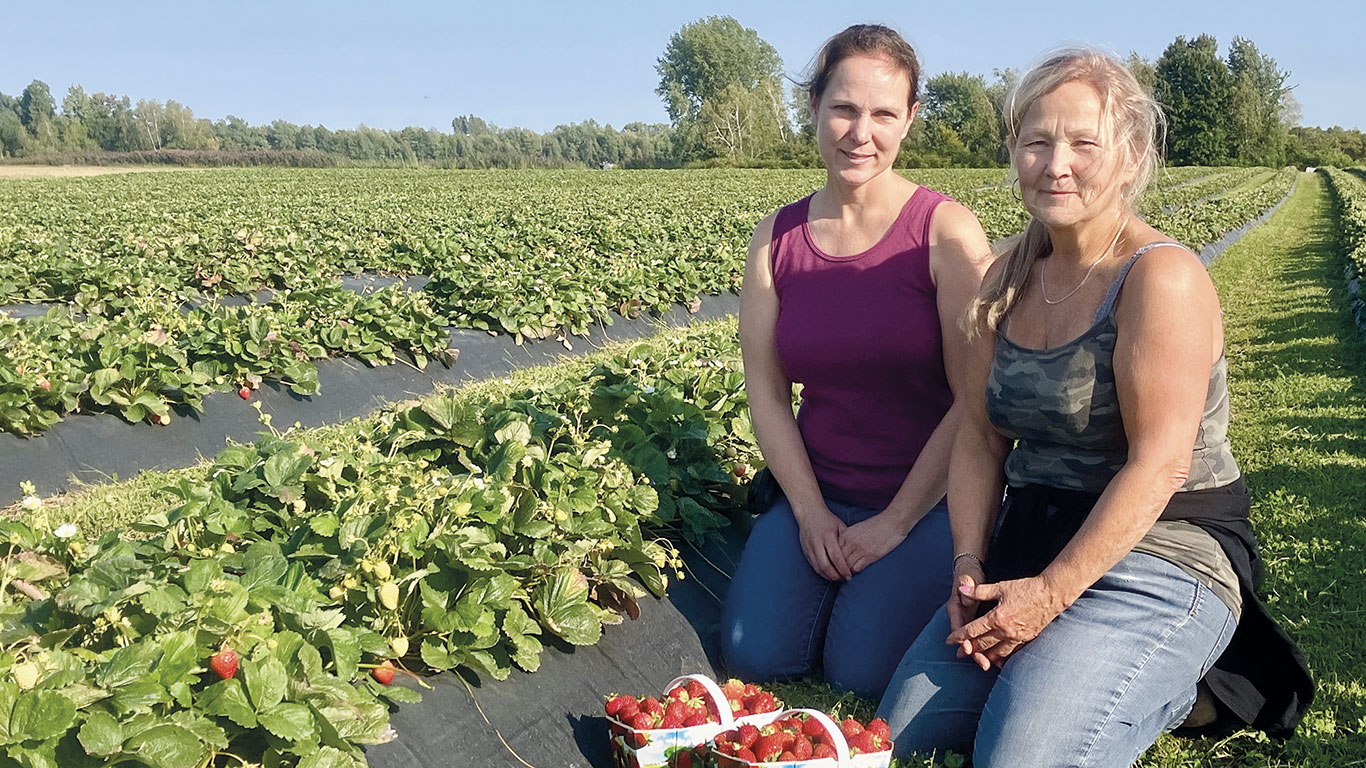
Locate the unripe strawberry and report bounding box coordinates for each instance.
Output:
[377,582,400,610]
[12,662,39,690]
[390,635,410,658]
[328,584,346,600]
[373,560,392,580]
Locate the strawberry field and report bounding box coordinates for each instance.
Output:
[2,166,1353,768]
[0,166,1293,437]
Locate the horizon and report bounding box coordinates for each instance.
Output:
[5,1,1363,134]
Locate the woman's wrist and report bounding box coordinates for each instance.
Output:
[953,551,985,572]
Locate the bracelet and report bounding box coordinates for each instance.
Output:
[953,552,985,570]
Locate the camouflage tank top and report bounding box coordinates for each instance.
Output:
[987,242,1241,494]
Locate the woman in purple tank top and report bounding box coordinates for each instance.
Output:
[719,24,991,700]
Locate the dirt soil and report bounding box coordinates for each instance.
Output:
[0,165,201,179]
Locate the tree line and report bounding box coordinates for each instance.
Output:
[2,19,1363,169]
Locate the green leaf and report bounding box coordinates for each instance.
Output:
[259,703,318,743]
[532,569,601,646]
[298,746,357,768]
[77,712,124,757]
[242,657,287,711]
[199,679,256,728]
[122,724,205,768]
[323,627,360,680]
[8,690,76,744]
[264,449,312,492]
[109,679,168,715]
[155,632,198,688]
[241,541,289,590]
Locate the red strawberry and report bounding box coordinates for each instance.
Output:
[732,708,749,718]
[629,712,654,731]
[665,700,689,722]
[685,679,707,699]
[660,714,685,729]
[667,685,689,702]
[238,386,251,400]
[683,711,708,727]
[641,697,664,717]
[742,683,758,699]
[801,716,826,741]
[852,730,883,755]
[605,695,637,717]
[737,723,760,748]
[792,736,813,760]
[865,717,891,741]
[715,741,737,756]
[840,717,864,739]
[749,691,777,714]
[753,734,785,761]
[371,660,395,685]
[734,463,749,478]
[209,647,238,679]
[721,678,746,699]
[734,747,757,763]
[618,698,641,720]
[813,742,837,759]
[778,751,797,761]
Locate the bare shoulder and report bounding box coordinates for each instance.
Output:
[749,210,780,252]
[928,200,987,244]
[1120,240,1217,315]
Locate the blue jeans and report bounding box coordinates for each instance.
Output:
[720,495,952,700]
[877,551,1237,768]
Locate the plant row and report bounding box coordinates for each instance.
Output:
[1322,168,1366,331]
[0,326,761,767]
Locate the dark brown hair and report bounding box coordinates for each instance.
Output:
[803,24,921,111]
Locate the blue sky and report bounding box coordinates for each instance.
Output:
[4,1,1361,132]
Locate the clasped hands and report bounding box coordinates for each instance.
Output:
[946,564,1068,671]
[795,506,907,581]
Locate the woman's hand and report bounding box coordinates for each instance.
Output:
[839,513,908,575]
[794,506,852,582]
[946,575,1067,670]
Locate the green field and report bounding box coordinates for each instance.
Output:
[0,167,1357,767]
[0,166,1293,435]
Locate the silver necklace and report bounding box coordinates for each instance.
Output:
[1040,218,1129,305]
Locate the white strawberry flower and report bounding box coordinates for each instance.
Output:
[54,523,78,539]
[20,496,42,513]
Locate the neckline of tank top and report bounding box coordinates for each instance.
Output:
[997,241,1220,357]
[800,184,927,263]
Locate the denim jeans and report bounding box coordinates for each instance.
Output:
[877,551,1237,768]
[720,495,952,700]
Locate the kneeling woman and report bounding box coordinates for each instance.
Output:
[878,47,1311,766]
[721,24,990,701]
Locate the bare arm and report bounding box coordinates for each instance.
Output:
[840,201,993,573]
[739,213,852,581]
[944,259,1012,649]
[951,245,1220,666]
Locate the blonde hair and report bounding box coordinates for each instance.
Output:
[966,46,1166,337]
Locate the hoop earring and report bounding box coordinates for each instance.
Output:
[1010,177,1022,202]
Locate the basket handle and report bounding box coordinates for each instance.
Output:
[664,674,735,729]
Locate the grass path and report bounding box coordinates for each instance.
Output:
[1164,170,1366,766]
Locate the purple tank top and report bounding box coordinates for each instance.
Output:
[771,187,952,509]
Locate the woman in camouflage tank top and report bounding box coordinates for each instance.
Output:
[877,47,1309,767]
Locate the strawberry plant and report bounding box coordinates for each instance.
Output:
[0,327,763,766]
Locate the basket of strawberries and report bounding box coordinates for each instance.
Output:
[604,675,783,768]
[709,708,893,767]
